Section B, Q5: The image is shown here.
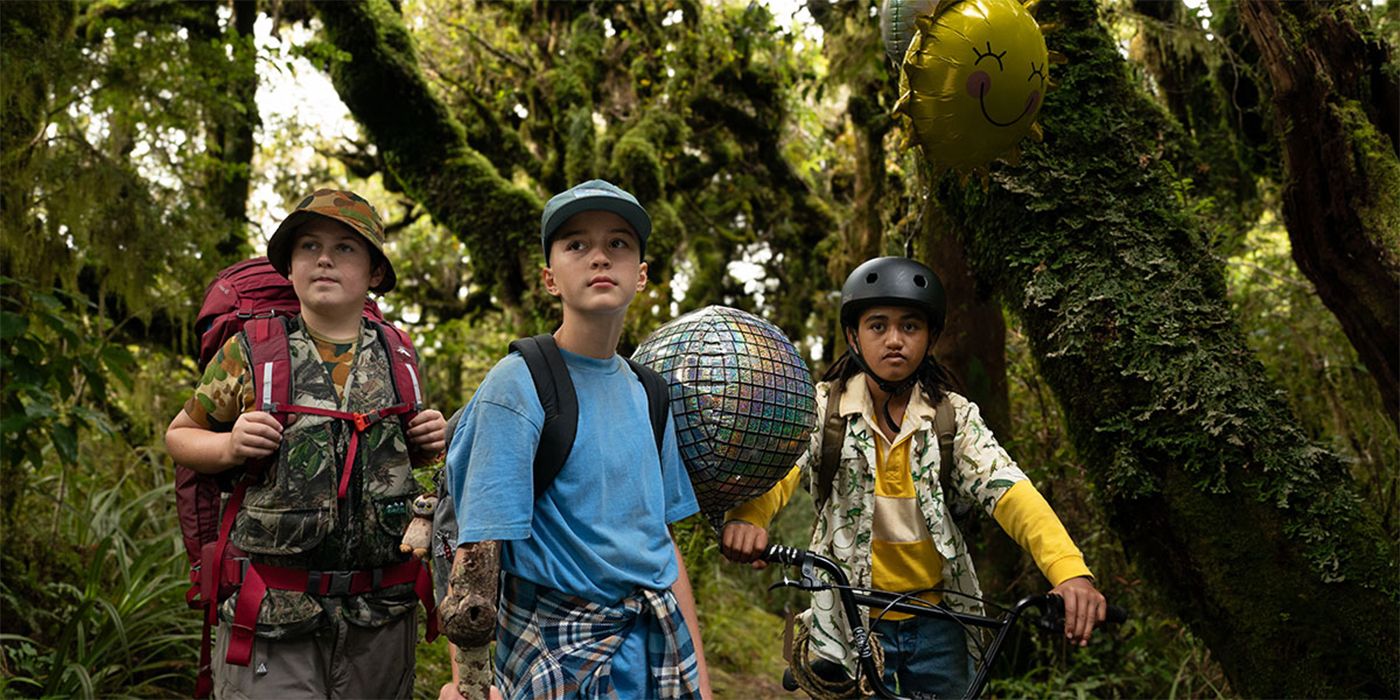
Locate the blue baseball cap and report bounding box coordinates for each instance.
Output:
[540,179,651,264]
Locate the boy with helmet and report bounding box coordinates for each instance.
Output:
[166,188,448,698]
[442,180,711,699]
[720,257,1106,698]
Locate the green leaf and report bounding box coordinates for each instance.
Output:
[31,292,62,312]
[0,414,32,435]
[39,309,81,345]
[51,423,78,465]
[0,312,27,341]
[23,398,56,419]
[70,405,113,434]
[100,344,135,389]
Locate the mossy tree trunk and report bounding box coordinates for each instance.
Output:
[937,0,1398,695]
[313,0,540,319]
[201,0,259,259]
[1238,0,1400,429]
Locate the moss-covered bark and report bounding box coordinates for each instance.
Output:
[313,0,539,314]
[189,0,258,258]
[1239,0,1400,429]
[937,0,1398,695]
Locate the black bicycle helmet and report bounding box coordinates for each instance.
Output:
[839,257,946,332]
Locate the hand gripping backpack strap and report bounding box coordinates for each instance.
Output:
[814,382,846,513]
[507,335,578,499]
[624,358,670,456]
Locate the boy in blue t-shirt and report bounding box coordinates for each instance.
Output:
[443,180,711,699]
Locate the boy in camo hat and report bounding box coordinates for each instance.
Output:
[166,188,448,699]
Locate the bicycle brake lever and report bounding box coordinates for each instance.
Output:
[767,574,830,592]
[800,555,819,588]
[767,555,829,592]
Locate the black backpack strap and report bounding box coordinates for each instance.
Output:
[625,358,670,456]
[508,334,578,499]
[813,381,846,513]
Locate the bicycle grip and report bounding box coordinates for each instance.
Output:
[1104,604,1129,625]
[1046,595,1130,626]
[762,544,803,566]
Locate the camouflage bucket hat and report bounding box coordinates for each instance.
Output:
[266,188,396,294]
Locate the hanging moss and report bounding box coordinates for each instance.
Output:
[937,0,1398,695]
[609,111,686,204]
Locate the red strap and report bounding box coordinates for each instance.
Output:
[195,480,252,697]
[225,558,268,667]
[376,322,423,411]
[223,559,438,669]
[416,561,440,642]
[276,403,415,498]
[244,318,292,418]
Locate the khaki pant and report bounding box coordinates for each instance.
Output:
[212,612,417,699]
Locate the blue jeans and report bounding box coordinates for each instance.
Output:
[871,613,972,699]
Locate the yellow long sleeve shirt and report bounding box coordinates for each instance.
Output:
[728,394,1091,620]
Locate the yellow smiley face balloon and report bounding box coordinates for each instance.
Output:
[894,0,1049,175]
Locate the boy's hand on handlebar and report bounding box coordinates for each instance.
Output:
[1051,576,1106,646]
[720,520,769,569]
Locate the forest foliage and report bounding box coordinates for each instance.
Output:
[1,0,1396,697]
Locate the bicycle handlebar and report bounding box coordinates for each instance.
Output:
[761,544,1129,699]
[762,544,1127,624]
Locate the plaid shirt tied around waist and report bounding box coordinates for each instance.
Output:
[497,574,701,700]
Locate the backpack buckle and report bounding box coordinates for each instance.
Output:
[308,570,355,597]
[353,411,377,432]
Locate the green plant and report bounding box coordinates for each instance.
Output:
[0,275,135,531]
[0,479,196,698]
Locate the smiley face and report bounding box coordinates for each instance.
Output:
[967,40,1045,127]
[895,0,1049,172]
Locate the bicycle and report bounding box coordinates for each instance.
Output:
[761,544,1129,699]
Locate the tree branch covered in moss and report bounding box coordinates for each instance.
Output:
[313,0,539,315]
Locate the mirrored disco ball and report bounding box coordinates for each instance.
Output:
[633,306,817,521]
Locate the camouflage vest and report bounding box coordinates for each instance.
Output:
[231,317,418,571]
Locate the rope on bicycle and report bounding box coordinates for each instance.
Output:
[789,619,886,699]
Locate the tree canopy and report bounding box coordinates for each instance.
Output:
[2,0,1396,697]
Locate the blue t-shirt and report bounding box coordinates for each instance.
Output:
[447,348,700,606]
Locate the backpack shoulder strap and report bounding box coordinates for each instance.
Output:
[243,317,293,418]
[507,334,578,499]
[814,381,846,512]
[241,316,295,480]
[933,395,957,497]
[625,358,669,457]
[370,320,424,410]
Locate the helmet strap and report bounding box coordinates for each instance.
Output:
[845,336,918,433]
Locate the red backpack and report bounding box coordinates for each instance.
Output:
[177,257,435,697]
[177,257,388,568]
